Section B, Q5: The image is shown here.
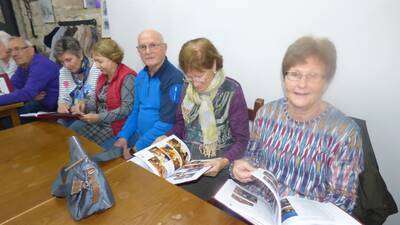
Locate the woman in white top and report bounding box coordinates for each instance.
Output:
[53,36,100,127]
[0,31,17,78]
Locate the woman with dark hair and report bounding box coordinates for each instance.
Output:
[54,36,100,127]
[232,36,364,213]
[156,38,250,200]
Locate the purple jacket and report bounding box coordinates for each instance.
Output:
[167,76,250,162]
[0,54,60,110]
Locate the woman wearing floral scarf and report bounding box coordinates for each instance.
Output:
[157,38,249,200]
[53,36,101,128]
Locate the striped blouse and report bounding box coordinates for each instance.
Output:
[246,98,364,213]
[58,63,101,106]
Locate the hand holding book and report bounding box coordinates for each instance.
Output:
[129,135,211,185]
[215,169,362,225]
[232,159,257,183]
[203,157,229,177]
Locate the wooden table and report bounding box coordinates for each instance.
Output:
[0,122,243,225]
[3,162,244,225]
[0,102,23,127]
[0,122,124,223]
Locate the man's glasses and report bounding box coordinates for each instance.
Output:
[9,46,29,54]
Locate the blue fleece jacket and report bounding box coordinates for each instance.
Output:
[117,58,183,150]
[0,54,60,110]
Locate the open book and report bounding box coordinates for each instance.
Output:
[20,111,81,120]
[129,135,211,185]
[215,169,361,225]
[0,73,13,95]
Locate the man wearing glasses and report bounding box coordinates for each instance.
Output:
[110,29,183,157]
[0,37,60,114]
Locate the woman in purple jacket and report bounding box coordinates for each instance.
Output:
[156,38,249,200]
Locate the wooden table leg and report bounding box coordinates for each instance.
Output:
[10,109,21,126]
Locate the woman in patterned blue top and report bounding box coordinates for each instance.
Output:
[231,36,364,213]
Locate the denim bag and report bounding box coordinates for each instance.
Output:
[51,136,115,220]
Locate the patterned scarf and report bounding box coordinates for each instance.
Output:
[182,69,226,158]
[70,56,91,103]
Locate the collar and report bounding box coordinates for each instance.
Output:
[143,57,169,78]
[108,63,123,83]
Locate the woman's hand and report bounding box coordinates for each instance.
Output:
[70,101,85,115]
[232,159,256,183]
[57,103,70,113]
[203,157,230,177]
[81,113,100,123]
[153,135,167,144]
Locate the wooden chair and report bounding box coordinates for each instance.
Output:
[248,98,264,121]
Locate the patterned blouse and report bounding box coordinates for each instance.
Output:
[78,75,135,146]
[245,98,364,213]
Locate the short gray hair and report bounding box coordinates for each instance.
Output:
[53,36,83,60]
[0,31,11,48]
[9,36,34,47]
[282,36,337,81]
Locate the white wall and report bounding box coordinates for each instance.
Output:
[108,0,399,224]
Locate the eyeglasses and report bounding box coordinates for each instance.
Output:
[184,71,214,83]
[136,43,164,52]
[285,71,325,83]
[9,46,29,54]
[184,75,207,83]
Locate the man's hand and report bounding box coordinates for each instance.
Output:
[153,135,167,144]
[114,137,132,159]
[34,91,46,101]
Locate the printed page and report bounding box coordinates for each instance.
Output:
[133,135,191,178]
[165,160,211,184]
[251,169,281,225]
[20,111,54,117]
[280,198,299,223]
[129,156,152,172]
[215,179,276,225]
[282,196,361,225]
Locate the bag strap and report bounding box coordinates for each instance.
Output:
[91,146,123,163]
[87,167,100,203]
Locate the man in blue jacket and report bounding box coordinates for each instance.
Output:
[0,37,59,113]
[112,29,183,158]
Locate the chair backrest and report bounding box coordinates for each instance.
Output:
[248,98,264,121]
[350,117,398,225]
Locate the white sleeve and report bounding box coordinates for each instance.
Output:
[58,67,74,107]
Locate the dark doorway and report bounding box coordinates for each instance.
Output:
[0,0,20,35]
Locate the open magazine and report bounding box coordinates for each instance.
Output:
[20,111,81,119]
[215,168,361,225]
[129,135,211,185]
